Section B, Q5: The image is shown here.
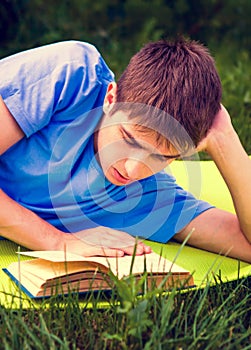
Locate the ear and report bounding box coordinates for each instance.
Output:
[103,82,117,114]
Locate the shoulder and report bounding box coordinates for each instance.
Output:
[36,41,103,65]
[1,40,114,83]
[1,41,100,64]
[0,41,113,137]
[52,41,113,81]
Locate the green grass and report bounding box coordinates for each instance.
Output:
[0,271,251,349]
[218,51,251,155]
[0,42,250,350]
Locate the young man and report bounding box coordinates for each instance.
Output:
[0,39,251,262]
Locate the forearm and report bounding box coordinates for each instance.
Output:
[176,209,251,263]
[0,189,64,250]
[0,189,151,256]
[207,128,251,241]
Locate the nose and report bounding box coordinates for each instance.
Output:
[124,157,150,180]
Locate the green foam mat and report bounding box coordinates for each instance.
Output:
[1,239,250,308]
[1,160,251,308]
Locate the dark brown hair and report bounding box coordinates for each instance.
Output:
[112,37,222,153]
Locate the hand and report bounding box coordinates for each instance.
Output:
[62,226,152,257]
[196,104,235,154]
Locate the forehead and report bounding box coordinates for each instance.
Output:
[106,105,196,156]
[122,122,179,155]
[109,109,162,136]
[106,110,178,153]
[127,123,166,143]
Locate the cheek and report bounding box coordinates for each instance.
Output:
[145,158,169,175]
[97,140,130,170]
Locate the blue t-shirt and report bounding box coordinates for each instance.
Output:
[0,41,212,243]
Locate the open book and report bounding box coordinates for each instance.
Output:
[3,251,195,298]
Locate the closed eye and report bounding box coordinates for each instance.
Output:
[121,128,142,149]
[123,135,140,148]
[152,154,171,162]
[152,151,181,163]
[120,126,180,161]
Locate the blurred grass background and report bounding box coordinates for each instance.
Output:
[1,2,251,348]
[1,0,250,155]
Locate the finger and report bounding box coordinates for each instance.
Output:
[135,241,152,254]
[93,247,125,257]
[121,243,150,256]
[141,244,152,254]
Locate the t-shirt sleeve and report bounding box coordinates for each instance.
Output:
[0,41,114,137]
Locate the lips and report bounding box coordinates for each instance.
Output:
[112,167,131,185]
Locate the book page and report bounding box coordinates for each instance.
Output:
[104,253,190,279]
[5,258,110,296]
[18,251,106,263]
[18,251,190,277]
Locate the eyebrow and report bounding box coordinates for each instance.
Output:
[121,126,181,160]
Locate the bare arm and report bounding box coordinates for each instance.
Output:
[0,97,151,256]
[200,105,251,242]
[175,105,251,262]
[0,188,151,256]
[0,96,25,155]
[175,208,251,263]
